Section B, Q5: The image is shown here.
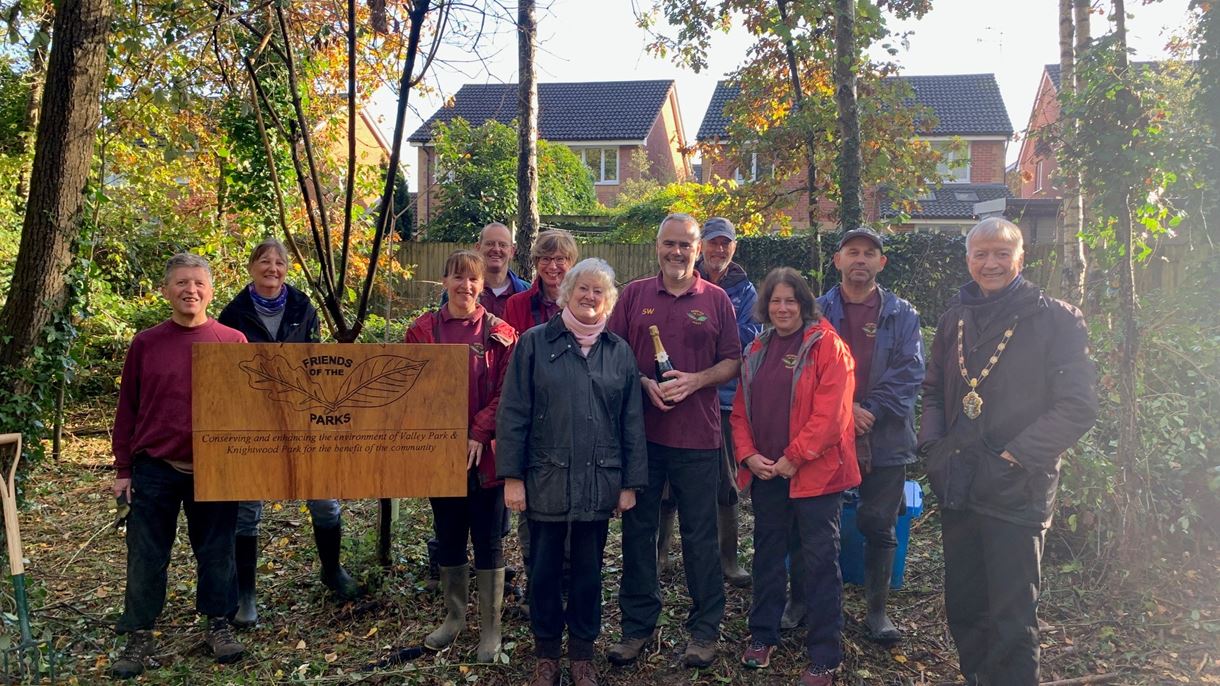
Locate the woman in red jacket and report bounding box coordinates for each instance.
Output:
[730,267,860,686]
[503,229,579,335]
[405,250,518,663]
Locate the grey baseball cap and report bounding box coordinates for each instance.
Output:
[837,227,884,251]
[701,217,736,242]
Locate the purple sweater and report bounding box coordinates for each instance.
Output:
[112,318,246,478]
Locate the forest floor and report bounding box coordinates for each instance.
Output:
[1,406,1216,685]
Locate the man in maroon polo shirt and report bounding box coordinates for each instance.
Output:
[606,213,742,669]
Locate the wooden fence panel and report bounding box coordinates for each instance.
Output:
[397,240,1191,311]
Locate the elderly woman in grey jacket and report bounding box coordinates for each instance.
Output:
[496,258,648,686]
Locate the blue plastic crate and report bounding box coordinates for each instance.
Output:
[839,480,924,589]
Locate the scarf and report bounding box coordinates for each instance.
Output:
[561,306,606,357]
[248,284,288,317]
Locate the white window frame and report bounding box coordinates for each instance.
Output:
[1035,159,1044,193]
[734,153,758,184]
[932,141,971,184]
[574,147,619,185]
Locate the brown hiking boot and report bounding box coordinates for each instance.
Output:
[570,658,599,686]
[606,631,656,666]
[206,617,246,664]
[682,637,717,668]
[528,657,561,686]
[110,630,156,679]
[740,640,775,669]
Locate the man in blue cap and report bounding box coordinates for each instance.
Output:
[815,227,925,644]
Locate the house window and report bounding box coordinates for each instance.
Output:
[932,141,971,184]
[733,152,774,184]
[575,147,619,184]
[1035,159,1044,193]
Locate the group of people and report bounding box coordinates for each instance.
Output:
[108,213,1098,686]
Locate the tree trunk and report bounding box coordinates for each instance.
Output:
[1195,0,1219,245]
[515,0,540,279]
[1057,0,1087,306]
[0,0,111,371]
[1110,0,1142,556]
[833,0,862,232]
[776,0,822,289]
[15,12,54,206]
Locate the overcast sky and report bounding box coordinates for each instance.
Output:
[370,0,1196,188]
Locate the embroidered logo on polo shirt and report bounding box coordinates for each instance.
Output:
[641,307,655,315]
[687,309,708,324]
[783,354,799,369]
[863,322,878,338]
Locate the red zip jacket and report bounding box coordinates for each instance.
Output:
[405,306,517,488]
[731,318,861,498]
[503,279,560,335]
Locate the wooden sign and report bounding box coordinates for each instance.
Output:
[192,343,468,501]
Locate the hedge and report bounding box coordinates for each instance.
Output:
[731,232,972,323]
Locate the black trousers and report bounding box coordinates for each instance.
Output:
[117,457,237,632]
[619,442,724,641]
[430,473,505,570]
[942,508,1046,686]
[750,477,844,670]
[855,465,907,550]
[528,519,609,659]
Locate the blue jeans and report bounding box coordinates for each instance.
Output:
[750,477,844,670]
[236,498,341,536]
[619,442,723,641]
[117,457,237,632]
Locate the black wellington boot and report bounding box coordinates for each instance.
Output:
[313,522,363,600]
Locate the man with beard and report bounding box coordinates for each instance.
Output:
[920,218,1097,685]
[607,213,742,669]
[816,228,924,644]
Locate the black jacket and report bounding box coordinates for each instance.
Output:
[918,277,1098,529]
[218,284,320,343]
[495,315,648,521]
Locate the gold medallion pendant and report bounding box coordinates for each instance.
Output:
[962,390,984,419]
[956,317,1018,421]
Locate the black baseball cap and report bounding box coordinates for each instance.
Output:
[837,227,884,252]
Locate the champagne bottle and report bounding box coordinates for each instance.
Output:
[649,325,677,406]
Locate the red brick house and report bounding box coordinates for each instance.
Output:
[697,73,1014,233]
[409,80,692,226]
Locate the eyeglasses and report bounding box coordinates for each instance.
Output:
[537,255,570,267]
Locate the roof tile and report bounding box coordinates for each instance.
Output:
[409,80,675,144]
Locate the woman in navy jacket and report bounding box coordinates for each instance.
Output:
[218,239,360,628]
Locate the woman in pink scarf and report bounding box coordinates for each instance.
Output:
[496,259,648,686]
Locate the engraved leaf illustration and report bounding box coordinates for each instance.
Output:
[239,354,334,412]
[333,355,427,409]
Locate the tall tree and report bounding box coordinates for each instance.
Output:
[0,0,111,370]
[833,0,863,231]
[1193,0,1219,242]
[515,0,540,277]
[1055,0,1088,306]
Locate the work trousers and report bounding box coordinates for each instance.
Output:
[528,519,609,660]
[942,508,1046,686]
[619,442,724,641]
[750,477,844,670]
[117,456,237,632]
[855,465,907,550]
[235,498,341,536]
[430,473,506,570]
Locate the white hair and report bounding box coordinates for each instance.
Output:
[966,217,1024,255]
[557,258,619,314]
